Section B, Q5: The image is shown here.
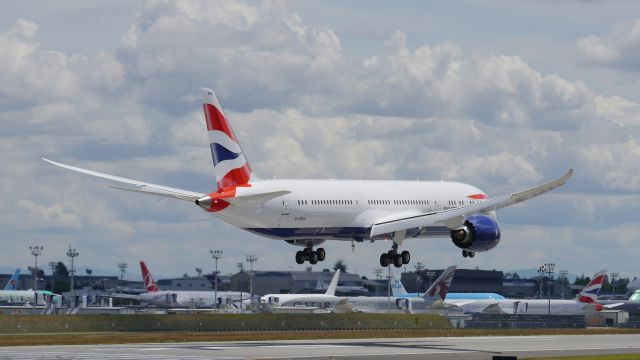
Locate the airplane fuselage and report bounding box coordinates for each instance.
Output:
[140,290,248,308]
[447,299,593,315]
[212,179,490,242]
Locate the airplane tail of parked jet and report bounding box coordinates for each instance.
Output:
[390,269,408,297]
[325,269,341,296]
[140,261,160,293]
[201,88,254,191]
[577,270,607,304]
[3,268,20,290]
[422,266,456,302]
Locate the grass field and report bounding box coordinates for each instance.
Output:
[1,327,639,347]
[524,355,640,360]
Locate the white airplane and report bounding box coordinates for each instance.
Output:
[344,266,457,313]
[114,261,249,309]
[43,88,573,267]
[315,275,368,295]
[262,269,341,310]
[0,290,61,306]
[447,270,610,315]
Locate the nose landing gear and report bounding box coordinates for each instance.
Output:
[295,245,326,265]
[462,249,475,258]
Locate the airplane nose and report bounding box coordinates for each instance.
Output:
[195,196,211,208]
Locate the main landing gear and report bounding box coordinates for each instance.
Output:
[379,243,410,268]
[295,245,326,265]
[462,249,475,258]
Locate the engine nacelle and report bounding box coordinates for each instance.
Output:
[450,215,501,252]
[285,239,326,247]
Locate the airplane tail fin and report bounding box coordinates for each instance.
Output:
[140,261,160,293]
[390,269,408,297]
[4,268,20,290]
[325,269,341,296]
[201,88,253,191]
[422,266,456,302]
[577,270,607,304]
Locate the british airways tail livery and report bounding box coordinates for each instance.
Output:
[3,268,20,290]
[43,88,572,267]
[577,270,607,304]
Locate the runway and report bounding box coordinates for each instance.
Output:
[1,334,639,359]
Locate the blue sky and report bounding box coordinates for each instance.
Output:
[1,0,639,281]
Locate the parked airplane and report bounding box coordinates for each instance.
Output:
[114,261,249,309]
[0,290,61,306]
[344,266,457,313]
[3,269,20,290]
[261,269,341,309]
[389,269,505,300]
[44,88,573,267]
[596,289,640,315]
[315,276,368,295]
[447,270,609,315]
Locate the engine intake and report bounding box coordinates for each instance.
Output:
[450,215,501,252]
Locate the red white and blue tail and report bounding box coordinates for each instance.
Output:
[201,88,252,191]
[577,270,607,304]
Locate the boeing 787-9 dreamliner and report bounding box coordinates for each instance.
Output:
[44,88,572,267]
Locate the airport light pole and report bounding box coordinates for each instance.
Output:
[610,272,619,297]
[414,262,424,294]
[374,268,383,296]
[543,263,555,315]
[537,266,545,299]
[49,261,57,292]
[237,262,244,299]
[559,270,568,300]
[246,255,257,309]
[29,246,43,291]
[67,245,79,307]
[117,262,127,292]
[426,270,436,291]
[210,250,222,309]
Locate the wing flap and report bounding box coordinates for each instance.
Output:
[370,169,573,237]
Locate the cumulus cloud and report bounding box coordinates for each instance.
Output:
[577,17,640,72]
[2,1,640,277]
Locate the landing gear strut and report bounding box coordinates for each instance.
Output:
[295,245,326,265]
[379,244,410,268]
[462,249,475,258]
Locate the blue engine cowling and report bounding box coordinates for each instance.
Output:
[450,215,501,252]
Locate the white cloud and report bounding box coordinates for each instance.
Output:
[577,17,640,72]
[1,1,640,279]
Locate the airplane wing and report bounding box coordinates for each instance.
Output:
[42,158,205,202]
[104,293,141,301]
[370,169,573,237]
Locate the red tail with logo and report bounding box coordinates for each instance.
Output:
[140,261,160,293]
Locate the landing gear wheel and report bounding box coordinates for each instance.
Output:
[380,253,390,267]
[295,251,305,264]
[316,248,326,261]
[309,251,319,265]
[468,251,475,258]
[462,249,469,258]
[393,254,403,268]
[401,251,410,265]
